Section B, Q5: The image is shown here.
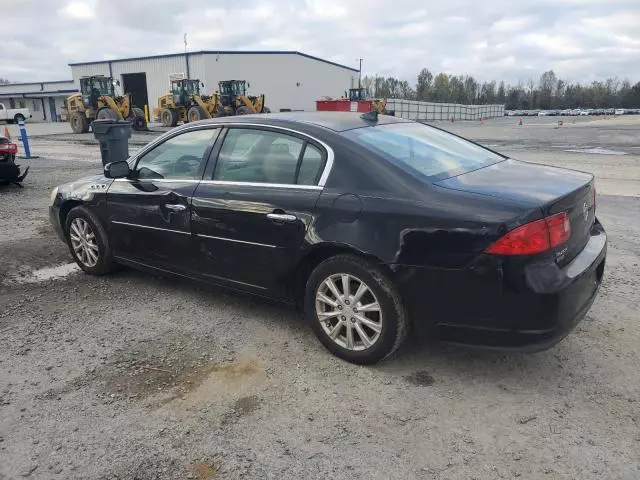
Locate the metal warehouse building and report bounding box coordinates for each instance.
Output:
[69,51,360,115]
[0,80,76,122]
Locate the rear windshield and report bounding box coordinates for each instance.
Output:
[346,122,504,180]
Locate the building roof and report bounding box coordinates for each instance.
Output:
[69,51,359,72]
[0,80,77,97]
[0,80,73,86]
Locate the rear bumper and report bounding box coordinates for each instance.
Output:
[398,220,607,350]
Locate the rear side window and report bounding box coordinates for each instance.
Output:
[347,123,504,180]
[213,128,326,186]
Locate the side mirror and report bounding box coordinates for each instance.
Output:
[201,82,205,88]
[247,82,250,88]
[116,80,121,86]
[104,161,131,179]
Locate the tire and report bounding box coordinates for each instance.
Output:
[187,105,206,122]
[304,254,408,364]
[14,114,25,123]
[69,111,89,134]
[161,108,178,127]
[131,107,147,131]
[235,106,250,115]
[65,206,116,276]
[96,108,118,121]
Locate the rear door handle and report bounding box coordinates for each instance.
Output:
[165,204,186,211]
[267,213,297,223]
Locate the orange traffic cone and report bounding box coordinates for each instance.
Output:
[3,125,10,139]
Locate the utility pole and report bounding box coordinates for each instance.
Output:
[184,33,187,53]
[358,58,363,89]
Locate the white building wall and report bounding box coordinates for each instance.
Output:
[69,52,357,113]
[0,81,77,122]
[202,53,357,112]
[70,54,209,111]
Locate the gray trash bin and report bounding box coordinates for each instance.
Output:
[92,119,132,166]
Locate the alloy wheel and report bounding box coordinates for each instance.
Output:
[315,273,383,351]
[69,218,99,268]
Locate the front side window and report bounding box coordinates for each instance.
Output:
[134,129,216,180]
[213,128,326,185]
[347,122,504,180]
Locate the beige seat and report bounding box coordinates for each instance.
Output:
[261,143,297,184]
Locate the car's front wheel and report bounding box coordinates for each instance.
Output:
[305,255,408,364]
[65,206,116,275]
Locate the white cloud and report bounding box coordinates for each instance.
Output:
[1,0,639,86]
[58,1,95,19]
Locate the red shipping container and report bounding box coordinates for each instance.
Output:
[316,100,373,112]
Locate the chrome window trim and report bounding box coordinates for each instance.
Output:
[111,220,190,236]
[127,122,335,187]
[199,180,322,190]
[195,233,277,248]
[113,178,322,190]
[113,178,200,184]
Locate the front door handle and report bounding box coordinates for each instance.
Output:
[267,213,297,223]
[165,204,186,211]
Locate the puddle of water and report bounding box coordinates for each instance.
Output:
[10,263,80,284]
[565,147,628,155]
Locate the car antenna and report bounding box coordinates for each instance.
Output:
[360,110,378,122]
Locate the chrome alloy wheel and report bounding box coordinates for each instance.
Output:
[315,273,383,351]
[69,218,99,268]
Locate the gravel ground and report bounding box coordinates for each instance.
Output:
[1,116,639,480]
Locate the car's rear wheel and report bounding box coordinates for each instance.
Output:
[305,255,408,364]
[65,206,115,275]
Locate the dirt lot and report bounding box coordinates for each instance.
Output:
[1,116,639,480]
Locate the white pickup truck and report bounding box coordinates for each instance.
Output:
[0,102,32,123]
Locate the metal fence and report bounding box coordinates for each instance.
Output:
[387,99,504,121]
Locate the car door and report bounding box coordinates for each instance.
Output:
[191,126,329,297]
[107,126,220,274]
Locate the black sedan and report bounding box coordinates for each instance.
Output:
[50,112,606,364]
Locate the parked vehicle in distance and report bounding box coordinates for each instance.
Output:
[538,110,548,116]
[49,112,607,364]
[605,108,615,115]
[580,109,592,116]
[0,135,28,185]
[570,109,582,116]
[0,103,31,124]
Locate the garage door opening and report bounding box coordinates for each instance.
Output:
[121,73,148,109]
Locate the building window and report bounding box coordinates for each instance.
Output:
[33,100,39,112]
[18,100,26,108]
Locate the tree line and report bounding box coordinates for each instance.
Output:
[361,69,640,109]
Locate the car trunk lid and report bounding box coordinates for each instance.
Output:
[435,159,595,265]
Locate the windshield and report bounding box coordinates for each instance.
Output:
[220,81,245,96]
[91,77,113,96]
[347,122,504,180]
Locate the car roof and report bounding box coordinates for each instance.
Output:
[190,111,413,132]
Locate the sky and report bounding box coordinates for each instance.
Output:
[2,0,640,85]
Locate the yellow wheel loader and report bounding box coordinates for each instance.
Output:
[154,79,221,127]
[347,88,390,115]
[216,80,270,116]
[65,76,147,134]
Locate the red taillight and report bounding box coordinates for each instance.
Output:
[546,212,571,247]
[485,212,570,256]
[0,142,17,154]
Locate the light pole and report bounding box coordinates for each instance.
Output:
[358,58,363,89]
